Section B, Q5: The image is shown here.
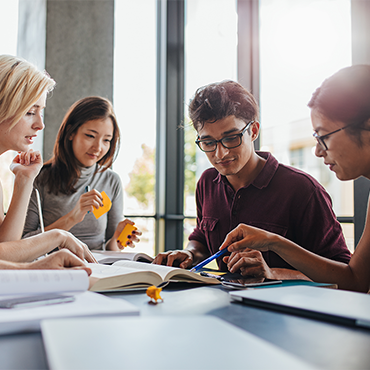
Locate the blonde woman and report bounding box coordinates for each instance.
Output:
[0,54,95,270]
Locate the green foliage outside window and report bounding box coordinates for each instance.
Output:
[125,124,197,209]
[125,143,155,208]
[184,124,197,196]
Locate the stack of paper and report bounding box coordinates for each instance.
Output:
[0,270,139,335]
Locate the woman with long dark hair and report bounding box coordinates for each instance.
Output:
[23,96,140,251]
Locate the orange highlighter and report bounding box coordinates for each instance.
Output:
[117,224,137,247]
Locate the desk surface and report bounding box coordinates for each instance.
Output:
[1,284,370,370]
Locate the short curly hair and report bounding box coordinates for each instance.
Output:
[188,80,259,131]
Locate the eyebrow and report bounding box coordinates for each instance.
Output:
[29,104,45,110]
[313,126,328,134]
[86,129,113,137]
[199,127,240,140]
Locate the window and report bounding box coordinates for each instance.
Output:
[259,0,354,251]
[183,0,238,247]
[4,0,362,256]
[113,0,157,256]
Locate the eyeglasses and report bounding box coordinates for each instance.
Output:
[313,125,351,151]
[195,120,254,152]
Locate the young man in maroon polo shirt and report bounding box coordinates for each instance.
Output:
[153,80,351,280]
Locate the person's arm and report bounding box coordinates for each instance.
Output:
[152,175,210,269]
[186,240,211,266]
[0,249,92,274]
[105,219,142,251]
[22,182,42,238]
[220,220,370,292]
[43,189,103,232]
[223,249,311,280]
[0,229,97,263]
[103,175,130,251]
[223,181,351,281]
[0,151,42,242]
[152,240,210,269]
[293,185,351,264]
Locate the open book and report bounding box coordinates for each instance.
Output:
[92,250,154,264]
[88,260,220,291]
[0,270,139,335]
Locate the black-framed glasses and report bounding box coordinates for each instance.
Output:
[195,120,254,152]
[313,125,351,151]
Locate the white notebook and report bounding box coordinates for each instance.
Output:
[0,291,139,335]
[41,316,316,370]
[230,285,370,329]
[0,269,89,295]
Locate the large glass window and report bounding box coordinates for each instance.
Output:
[113,0,157,256]
[2,0,356,255]
[259,0,354,251]
[183,0,238,247]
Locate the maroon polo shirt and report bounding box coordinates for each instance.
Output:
[189,151,351,271]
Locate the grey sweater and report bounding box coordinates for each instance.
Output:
[23,164,123,250]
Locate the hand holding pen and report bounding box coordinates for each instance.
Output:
[190,248,229,273]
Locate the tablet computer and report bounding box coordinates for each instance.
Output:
[200,271,282,289]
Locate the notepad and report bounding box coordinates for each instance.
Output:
[93,191,112,219]
[0,291,139,336]
[41,316,316,370]
[230,285,370,329]
[0,270,139,335]
[117,223,137,246]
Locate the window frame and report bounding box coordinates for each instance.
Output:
[152,0,369,252]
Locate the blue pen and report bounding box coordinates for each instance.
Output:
[190,248,228,273]
[85,186,90,213]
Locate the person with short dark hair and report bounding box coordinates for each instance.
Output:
[220,66,370,292]
[153,80,351,281]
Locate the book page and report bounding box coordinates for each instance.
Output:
[0,270,89,296]
[87,262,219,292]
[88,263,146,278]
[92,251,153,263]
[112,260,185,280]
[112,261,219,284]
[87,263,163,291]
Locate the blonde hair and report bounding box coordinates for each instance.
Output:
[0,55,55,130]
